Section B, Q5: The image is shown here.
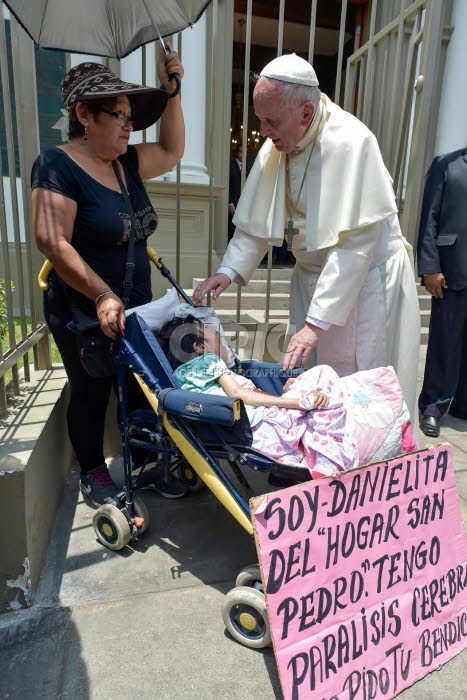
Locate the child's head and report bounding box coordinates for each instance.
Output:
[156,315,229,369]
[156,315,201,369]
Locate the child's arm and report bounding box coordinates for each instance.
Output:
[218,371,329,410]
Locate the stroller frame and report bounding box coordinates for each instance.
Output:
[38,249,307,648]
[109,304,308,549]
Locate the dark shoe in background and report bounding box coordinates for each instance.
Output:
[132,462,188,499]
[419,414,440,438]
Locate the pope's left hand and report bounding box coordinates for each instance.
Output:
[283,322,323,371]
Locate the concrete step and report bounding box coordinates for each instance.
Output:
[416,283,432,308]
[215,308,289,323]
[184,290,291,311]
[420,309,431,326]
[193,278,291,294]
[248,266,294,281]
[185,275,432,327]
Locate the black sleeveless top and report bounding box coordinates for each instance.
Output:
[31,145,157,312]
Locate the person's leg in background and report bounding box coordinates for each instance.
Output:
[448,292,467,419]
[419,289,466,437]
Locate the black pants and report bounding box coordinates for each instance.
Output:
[44,276,151,475]
[419,287,467,419]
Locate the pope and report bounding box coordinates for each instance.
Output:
[193,53,420,418]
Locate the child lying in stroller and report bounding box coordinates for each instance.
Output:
[155,312,418,480]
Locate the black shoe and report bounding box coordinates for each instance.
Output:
[419,414,440,438]
[132,463,188,499]
[80,465,121,507]
[448,406,467,420]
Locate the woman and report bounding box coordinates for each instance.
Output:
[159,316,418,479]
[32,46,187,507]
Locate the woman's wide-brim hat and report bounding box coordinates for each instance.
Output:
[61,62,168,131]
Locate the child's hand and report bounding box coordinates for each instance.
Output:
[311,391,330,408]
[283,377,296,393]
[298,390,330,410]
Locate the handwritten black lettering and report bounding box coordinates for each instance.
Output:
[326,507,400,569]
[372,536,440,594]
[327,452,449,519]
[419,612,467,667]
[266,537,316,594]
[412,562,466,626]
[287,600,401,696]
[264,488,320,541]
[407,490,445,529]
[341,642,410,700]
[277,571,366,639]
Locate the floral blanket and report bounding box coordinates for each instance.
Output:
[175,355,417,480]
[250,364,417,479]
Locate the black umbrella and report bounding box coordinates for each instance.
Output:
[3,0,211,59]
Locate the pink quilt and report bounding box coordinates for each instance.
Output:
[249,365,417,479]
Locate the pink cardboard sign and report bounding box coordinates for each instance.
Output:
[251,446,467,700]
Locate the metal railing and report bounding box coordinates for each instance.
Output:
[0,6,50,416]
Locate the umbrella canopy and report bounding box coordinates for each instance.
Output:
[3,0,211,59]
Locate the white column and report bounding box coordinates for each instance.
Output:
[70,54,103,67]
[166,15,209,184]
[121,46,158,147]
[434,0,467,155]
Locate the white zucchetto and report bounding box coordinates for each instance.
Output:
[259,53,319,87]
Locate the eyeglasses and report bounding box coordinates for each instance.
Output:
[98,108,134,128]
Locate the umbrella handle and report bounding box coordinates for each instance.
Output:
[167,73,181,98]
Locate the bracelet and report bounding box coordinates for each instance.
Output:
[95,290,114,305]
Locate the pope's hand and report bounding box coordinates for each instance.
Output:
[192,273,231,306]
[283,322,323,371]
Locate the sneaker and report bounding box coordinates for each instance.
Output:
[131,463,188,499]
[80,465,121,507]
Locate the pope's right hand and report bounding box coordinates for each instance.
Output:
[192,273,231,305]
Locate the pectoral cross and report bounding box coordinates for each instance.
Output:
[285,219,299,251]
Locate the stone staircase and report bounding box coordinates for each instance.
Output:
[187,267,430,348]
[417,283,431,347]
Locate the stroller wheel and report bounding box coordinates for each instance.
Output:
[177,461,205,492]
[133,496,150,534]
[93,504,131,551]
[222,586,272,649]
[235,564,262,589]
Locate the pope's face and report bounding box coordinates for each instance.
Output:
[253,79,314,154]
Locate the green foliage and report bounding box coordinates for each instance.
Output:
[0,278,14,338]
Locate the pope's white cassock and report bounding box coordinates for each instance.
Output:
[220,94,420,419]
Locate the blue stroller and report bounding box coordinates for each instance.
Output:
[38,249,307,648]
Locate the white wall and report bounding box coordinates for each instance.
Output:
[434,0,467,156]
[2,177,25,242]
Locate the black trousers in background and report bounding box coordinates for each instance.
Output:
[44,278,151,475]
[418,287,467,419]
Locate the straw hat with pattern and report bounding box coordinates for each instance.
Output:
[61,63,168,131]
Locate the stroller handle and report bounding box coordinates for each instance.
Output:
[37,247,191,302]
[38,259,54,291]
